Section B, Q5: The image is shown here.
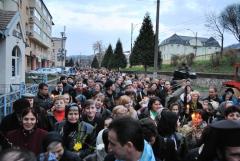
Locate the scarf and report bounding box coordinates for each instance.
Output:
[54,110,65,122]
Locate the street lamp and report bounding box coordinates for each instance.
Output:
[186,29,198,56]
[130,23,139,55]
[60,31,64,67]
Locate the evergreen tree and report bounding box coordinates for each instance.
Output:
[101,44,113,68]
[69,58,74,67]
[91,55,99,68]
[113,39,127,69]
[131,13,155,71]
[75,61,80,67]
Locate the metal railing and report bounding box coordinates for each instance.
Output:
[0,75,59,120]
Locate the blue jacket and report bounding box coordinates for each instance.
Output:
[116,140,156,161]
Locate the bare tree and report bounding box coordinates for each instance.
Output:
[220,3,240,42]
[92,41,105,65]
[205,12,225,56]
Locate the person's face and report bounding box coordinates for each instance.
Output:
[40,86,48,95]
[88,80,94,88]
[151,100,161,112]
[124,100,133,109]
[22,112,37,131]
[132,81,138,88]
[164,81,171,90]
[95,98,103,110]
[104,118,113,128]
[117,78,123,85]
[49,143,64,161]
[108,129,128,160]
[84,104,96,119]
[226,112,240,121]
[191,94,199,101]
[67,110,79,123]
[57,83,63,91]
[26,98,34,108]
[110,84,116,91]
[202,100,209,110]
[209,88,217,98]
[225,146,240,161]
[67,78,73,83]
[151,84,157,90]
[114,107,128,118]
[76,81,83,88]
[186,86,192,93]
[94,84,101,92]
[54,99,65,111]
[63,94,71,104]
[171,105,179,114]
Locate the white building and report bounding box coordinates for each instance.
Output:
[160,34,220,62]
[0,10,26,93]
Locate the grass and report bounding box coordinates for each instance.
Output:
[122,60,236,74]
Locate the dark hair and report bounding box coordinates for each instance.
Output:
[102,129,109,152]
[0,149,36,161]
[108,117,144,152]
[57,81,63,85]
[156,110,178,136]
[169,102,180,111]
[21,108,38,122]
[82,99,95,109]
[148,96,161,111]
[224,105,240,117]
[38,83,48,90]
[140,118,158,143]
[13,98,31,114]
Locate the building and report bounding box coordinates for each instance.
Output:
[0,9,26,93]
[0,0,55,93]
[160,34,220,62]
[0,0,54,71]
[52,36,67,67]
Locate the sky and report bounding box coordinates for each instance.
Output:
[44,0,239,56]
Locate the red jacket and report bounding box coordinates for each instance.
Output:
[7,128,48,155]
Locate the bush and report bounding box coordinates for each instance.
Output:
[170,54,180,66]
[211,52,220,67]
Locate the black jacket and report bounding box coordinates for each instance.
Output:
[60,150,82,161]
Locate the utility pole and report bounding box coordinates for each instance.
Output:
[131,23,133,56]
[153,0,160,78]
[195,32,198,56]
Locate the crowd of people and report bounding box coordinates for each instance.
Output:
[0,68,239,161]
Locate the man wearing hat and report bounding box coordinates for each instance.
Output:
[22,92,35,108]
[198,120,240,161]
[39,132,81,161]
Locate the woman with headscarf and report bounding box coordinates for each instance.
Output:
[54,103,95,159]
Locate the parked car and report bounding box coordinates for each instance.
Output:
[28,68,59,75]
[52,67,63,74]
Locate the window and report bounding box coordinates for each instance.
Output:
[33,23,41,35]
[36,0,41,8]
[34,9,41,21]
[12,46,21,77]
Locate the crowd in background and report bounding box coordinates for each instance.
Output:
[0,68,239,161]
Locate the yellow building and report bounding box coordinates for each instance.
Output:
[0,0,54,71]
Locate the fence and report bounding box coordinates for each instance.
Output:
[0,74,59,120]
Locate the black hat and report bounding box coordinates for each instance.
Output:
[225,88,234,94]
[210,120,240,147]
[104,80,114,89]
[42,132,63,151]
[13,98,30,114]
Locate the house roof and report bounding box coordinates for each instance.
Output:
[0,9,16,31]
[160,33,220,47]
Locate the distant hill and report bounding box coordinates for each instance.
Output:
[225,43,240,49]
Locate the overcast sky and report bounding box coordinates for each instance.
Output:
[45,0,239,56]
